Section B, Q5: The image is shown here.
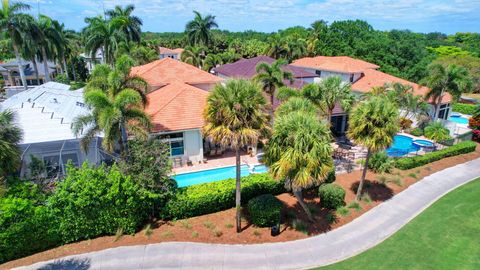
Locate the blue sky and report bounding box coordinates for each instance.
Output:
[25,0,480,34]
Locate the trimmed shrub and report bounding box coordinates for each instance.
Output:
[452,103,476,115]
[247,194,283,227]
[324,169,336,183]
[368,151,395,173]
[410,127,424,137]
[163,173,285,219]
[395,141,477,170]
[319,184,346,209]
[424,122,451,142]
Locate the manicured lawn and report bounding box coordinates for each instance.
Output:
[317,178,480,270]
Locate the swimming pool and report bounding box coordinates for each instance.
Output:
[448,114,469,125]
[173,164,268,187]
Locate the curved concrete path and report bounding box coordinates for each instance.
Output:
[15,158,480,270]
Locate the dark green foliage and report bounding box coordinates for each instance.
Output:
[319,184,346,209]
[247,194,283,227]
[325,169,336,183]
[163,173,285,219]
[54,73,70,84]
[452,103,477,115]
[368,151,395,173]
[411,127,424,136]
[48,163,156,243]
[395,141,477,170]
[118,138,176,214]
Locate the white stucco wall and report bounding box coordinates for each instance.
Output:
[183,129,204,163]
[298,67,361,83]
[159,53,179,60]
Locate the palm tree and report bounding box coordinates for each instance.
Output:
[285,38,307,61]
[254,59,293,120]
[424,122,451,143]
[0,0,34,89]
[0,110,23,178]
[316,76,355,123]
[347,96,400,200]
[181,46,205,68]
[265,107,333,221]
[265,35,287,59]
[83,16,123,65]
[185,11,218,47]
[106,4,142,43]
[424,64,472,121]
[73,55,151,154]
[36,15,63,82]
[274,96,317,117]
[203,53,223,72]
[203,79,268,233]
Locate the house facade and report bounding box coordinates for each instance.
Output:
[159,47,184,60]
[292,56,453,135]
[0,60,57,88]
[80,50,104,74]
[0,82,105,177]
[131,58,224,164]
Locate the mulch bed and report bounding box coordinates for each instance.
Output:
[2,145,479,270]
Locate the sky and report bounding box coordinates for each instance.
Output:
[25,0,480,34]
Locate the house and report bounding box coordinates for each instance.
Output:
[0,82,105,177]
[158,47,184,60]
[80,50,104,74]
[213,55,319,108]
[0,59,57,88]
[292,56,453,134]
[132,58,224,164]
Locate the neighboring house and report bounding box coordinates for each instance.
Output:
[213,55,319,109]
[159,47,184,60]
[0,82,105,177]
[0,59,57,87]
[80,50,104,74]
[131,58,224,164]
[292,56,453,135]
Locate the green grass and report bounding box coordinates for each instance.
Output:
[316,178,480,270]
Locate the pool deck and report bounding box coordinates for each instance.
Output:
[173,151,260,174]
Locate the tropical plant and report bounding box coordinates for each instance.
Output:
[0,0,34,89]
[105,4,142,43]
[0,110,22,178]
[274,96,318,117]
[264,106,333,221]
[72,55,151,154]
[423,64,472,120]
[203,53,223,72]
[424,122,451,142]
[185,11,218,46]
[315,76,354,122]
[181,45,205,68]
[265,35,287,59]
[254,59,293,120]
[347,96,400,200]
[83,16,123,65]
[35,15,64,82]
[203,79,268,232]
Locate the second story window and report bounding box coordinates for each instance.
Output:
[349,74,354,83]
[315,70,322,76]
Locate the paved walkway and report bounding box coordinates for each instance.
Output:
[16,158,480,270]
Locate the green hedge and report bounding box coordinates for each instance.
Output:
[395,141,477,170]
[247,194,283,227]
[319,184,346,209]
[410,127,424,137]
[452,103,476,115]
[163,173,285,219]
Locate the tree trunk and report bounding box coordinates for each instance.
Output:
[41,47,51,82]
[356,149,371,201]
[293,188,314,222]
[32,57,40,85]
[120,122,129,157]
[71,59,78,81]
[63,57,69,81]
[12,41,28,90]
[235,148,242,233]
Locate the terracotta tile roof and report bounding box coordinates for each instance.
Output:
[292,56,380,73]
[131,58,223,89]
[158,47,177,54]
[172,48,184,54]
[145,82,208,132]
[352,69,452,103]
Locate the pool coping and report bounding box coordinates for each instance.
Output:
[171,163,263,176]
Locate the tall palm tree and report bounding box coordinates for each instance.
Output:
[83,16,123,65]
[36,14,62,82]
[203,79,268,233]
[347,96,400,200]
[181,46,205,68]
[265,35,287,59]
[424,64,472,121]
[285,38,307,61]
[185,11,218,47]
[0,0,33,89]
[203,53,223,72]
[254,59,293,120]
[315,76,355,123]
[73,55,151,154]
[0,110,22,178]
[265,104,333,221]
[105,4,142,43]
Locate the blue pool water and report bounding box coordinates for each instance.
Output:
[448,115,469,125]
[386,135,420,157]
[174,164,268,187]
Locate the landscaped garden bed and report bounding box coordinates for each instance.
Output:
[2,144,479,270]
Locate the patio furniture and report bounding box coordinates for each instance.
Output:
[173,157,183,168]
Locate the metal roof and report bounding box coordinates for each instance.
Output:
[0,82,96,144]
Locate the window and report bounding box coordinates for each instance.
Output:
[159,132,185,156]
[315,70,322,76]
[349,74,355,83]
[438,103,451,120]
